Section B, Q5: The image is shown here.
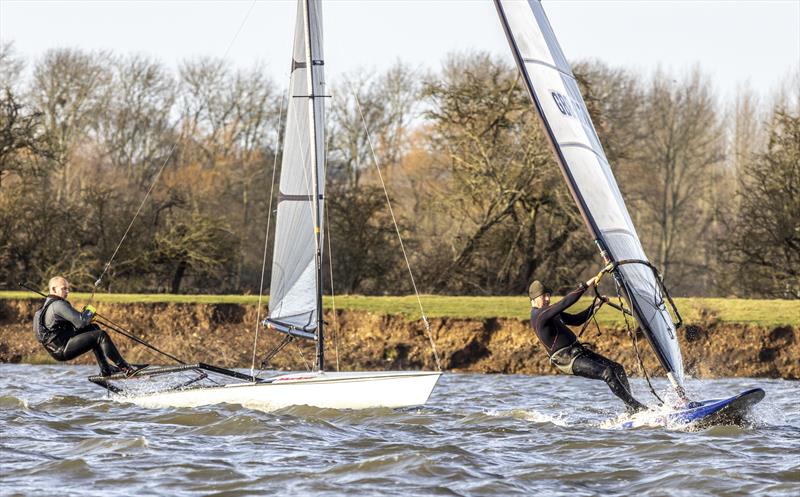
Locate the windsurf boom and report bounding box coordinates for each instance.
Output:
[493,0,685,392]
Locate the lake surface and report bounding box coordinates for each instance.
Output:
[1,364,798,496]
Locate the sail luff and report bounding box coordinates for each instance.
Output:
[493,0,684,388]
[304,0,326,371]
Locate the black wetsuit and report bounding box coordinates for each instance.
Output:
[33,296,128,375]
[530,283,645,412]
[530,283,594,355]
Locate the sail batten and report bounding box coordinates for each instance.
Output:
[494,0,684,387]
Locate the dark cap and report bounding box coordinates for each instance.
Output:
[528,280,551,300]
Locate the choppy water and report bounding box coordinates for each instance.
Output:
[1,364,798,497]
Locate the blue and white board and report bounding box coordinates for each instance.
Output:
[611,388,765,429]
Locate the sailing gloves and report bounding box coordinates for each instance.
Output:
[82,304,97,322]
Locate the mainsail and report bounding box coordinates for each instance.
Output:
[268,0,326,343]
[494,0,685,389]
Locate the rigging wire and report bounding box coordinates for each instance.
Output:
[258,335,294,371]
[320,100,341,372]
[92,0,259,297]
[250,90,286,379]
[294,340,311,372]
[351,86,442,371]
[576,291,603,340]
[93,148,173,293]
[324,172,341,372]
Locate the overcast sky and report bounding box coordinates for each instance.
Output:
[1,0,798,100]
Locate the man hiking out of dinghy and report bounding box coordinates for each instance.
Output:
[33,276,136,377]
[529,273,647,413]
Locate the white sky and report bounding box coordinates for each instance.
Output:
[1,0,798,101]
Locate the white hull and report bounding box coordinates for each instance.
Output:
[120,371,441,411]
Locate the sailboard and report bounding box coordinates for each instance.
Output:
[493,0,765,413]
[493,0,685,392]
[608,388,766,429]
[88,0,441,410]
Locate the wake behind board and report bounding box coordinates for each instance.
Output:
[610,388,765,430]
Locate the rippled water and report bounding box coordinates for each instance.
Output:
[1,364,798,496]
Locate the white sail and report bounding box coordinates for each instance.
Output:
[268,0,326,334]
[494,0,684,387]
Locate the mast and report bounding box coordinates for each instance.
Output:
[305,0,326,371]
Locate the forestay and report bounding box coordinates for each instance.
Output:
[494,0,684,387]
[268,0,326,336]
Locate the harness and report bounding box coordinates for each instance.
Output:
[549,342,585,375]
[34,298,74,350]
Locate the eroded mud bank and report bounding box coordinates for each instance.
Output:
[1,300,796,379]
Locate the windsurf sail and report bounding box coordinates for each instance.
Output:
[494,0,685,389]
[267,0,326,347]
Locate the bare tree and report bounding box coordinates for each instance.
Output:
[151,213,239,293]
[0,42,24,90]
[177,57,237,165]
[98,54,177,187]
[0,89,53,188]
[629,67,725,292]
[30,48,112,201]
[574,60,645,165]
[227,66,278,290]
[328,62,420,187]
[420,52,590,294]
[725,103,800,298]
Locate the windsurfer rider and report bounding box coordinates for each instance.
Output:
[33,276,136,377]
[529,274,647,413]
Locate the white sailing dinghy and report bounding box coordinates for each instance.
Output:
[493,0,765,423]
[88,0,440,411]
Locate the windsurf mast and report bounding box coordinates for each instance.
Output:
[493,0,685,390]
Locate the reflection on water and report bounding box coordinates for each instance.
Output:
[1,364,798,496]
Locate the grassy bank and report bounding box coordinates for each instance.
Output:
[2,291,797,328]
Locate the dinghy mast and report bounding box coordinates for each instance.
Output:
[493,0,685,391]
[266,0,328,371]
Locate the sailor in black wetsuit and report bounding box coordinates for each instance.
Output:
[32,276,135,377]
[529,276,647,413]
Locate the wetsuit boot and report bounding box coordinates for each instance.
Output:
[625,399,648,414]
[93,348,116,377]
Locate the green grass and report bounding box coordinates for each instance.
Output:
[2,291,796,327]
[328,295,799,327]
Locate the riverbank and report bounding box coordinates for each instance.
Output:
[1,297,797,378]
[2,291,797,326]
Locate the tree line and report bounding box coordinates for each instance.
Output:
[1,42,797,298]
